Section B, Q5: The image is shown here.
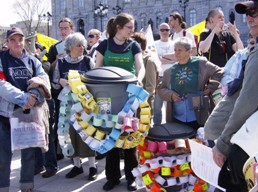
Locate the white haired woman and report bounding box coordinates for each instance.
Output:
[52,32,97,181]
[158,37,223,130]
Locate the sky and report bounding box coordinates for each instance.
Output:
[0,0,21,26]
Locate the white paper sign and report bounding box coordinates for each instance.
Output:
[56,41,65,55]
[11,121,46,151]
[188,139,225,191]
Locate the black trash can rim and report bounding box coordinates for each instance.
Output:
[81,66,138,84]
[147,122,196,141]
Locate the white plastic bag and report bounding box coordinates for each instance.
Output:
[10,107,46,151]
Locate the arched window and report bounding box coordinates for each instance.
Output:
[140,13,147,30]
[78,19,85,35]
[61,1,66,11]
[79,0,84,8]
[156,12,162,29]
[189,9,197,26]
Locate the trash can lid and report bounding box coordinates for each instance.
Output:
[81,66,138,84]
[147,123,196,141]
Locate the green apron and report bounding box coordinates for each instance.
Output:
[104,41,135,74]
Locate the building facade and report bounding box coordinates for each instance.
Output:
[51,0,249,43]
[0,26,11,49]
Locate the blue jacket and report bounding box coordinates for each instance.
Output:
[0,50,47,117]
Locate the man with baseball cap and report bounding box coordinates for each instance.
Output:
[211,0,258,191]
[0,27,50,191]
[6,27,24,38]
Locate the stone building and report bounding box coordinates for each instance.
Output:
[0,26,11,49]
[51,0,249,43]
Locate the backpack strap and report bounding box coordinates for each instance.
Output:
[183,30,186,37]
[171,30,186,40]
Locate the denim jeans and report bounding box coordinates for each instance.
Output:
[0,118,35,191]
[35,99,58,171]
[34,128,57,171]
[34,128,57,170]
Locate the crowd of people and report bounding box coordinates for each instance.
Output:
[0,0,258,191]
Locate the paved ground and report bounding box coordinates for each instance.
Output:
[10,150,146,192]
[9,106,216,192]
[9,102,169,192]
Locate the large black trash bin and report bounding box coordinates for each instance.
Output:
[147,122,196,141]
[81,66,137,114]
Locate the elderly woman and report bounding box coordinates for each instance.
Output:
[52,32,97,181]
[158,37,223,130]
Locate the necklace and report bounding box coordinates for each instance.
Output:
[114,36,125,44]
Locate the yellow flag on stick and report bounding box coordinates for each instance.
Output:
[187,20,206,41]
[36,33,58,51]
[36,33,58,60]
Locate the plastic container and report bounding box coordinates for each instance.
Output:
[81,66,137,114]
[147,122,196,141]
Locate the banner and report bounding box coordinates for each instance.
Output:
[187,20,206,41]
[36,33,58,60]
[144,24,161,71]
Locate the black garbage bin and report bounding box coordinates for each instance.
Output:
[147,122,196,141]
[81,66,138,114]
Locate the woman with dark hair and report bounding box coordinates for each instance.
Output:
[95,13,145,191]
[95,13,145,85]
[199,8,244,67]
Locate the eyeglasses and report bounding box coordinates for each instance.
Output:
[124,25,134,30]
[59,27,70,31]
[88,34,95,38]
[160,29,170,32]
[246,8,258,18]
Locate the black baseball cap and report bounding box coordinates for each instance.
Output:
[235,0,258,14]
[6,27,24,39]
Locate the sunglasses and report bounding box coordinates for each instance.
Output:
[160,29,170,32]
[88,34,95,38]
[249,40,256,45]
[246,8,258,18]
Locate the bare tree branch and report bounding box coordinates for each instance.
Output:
[13,0,51,34]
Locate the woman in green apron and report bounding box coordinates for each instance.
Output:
[95,13,145,191]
